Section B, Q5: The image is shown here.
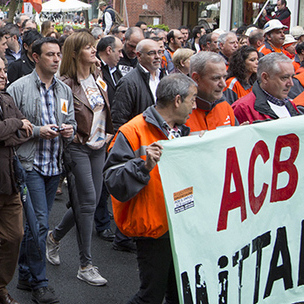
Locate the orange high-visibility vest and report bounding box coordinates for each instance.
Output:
[186,100,236,133]
[224,77,252,100]
[111,114,169,239]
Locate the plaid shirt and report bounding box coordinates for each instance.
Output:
[162,122,181,140]
[151,106,181,140]
[262,88,290,106]
[33,77,60,176]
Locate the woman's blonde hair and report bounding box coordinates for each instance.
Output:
[60,31,96,83]
[172,48,195,70]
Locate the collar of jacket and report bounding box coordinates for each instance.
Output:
[22,52,35,67]
[252,81,298,118]
[143,105,190,137]
[33,69,57,90]
[136,63,165,83]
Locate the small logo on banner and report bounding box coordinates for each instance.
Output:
[173,187,194,214]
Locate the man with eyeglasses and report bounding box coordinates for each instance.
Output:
[112,39,166,131]
[111,38,165,253]
[112,25,128,41]
[117,27,144,77]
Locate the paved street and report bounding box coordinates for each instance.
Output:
[8,183,139,304]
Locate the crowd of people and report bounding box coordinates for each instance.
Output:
[1,0,304,303]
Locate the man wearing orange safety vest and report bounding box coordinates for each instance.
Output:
[258,19,290,57]
[186,51,237,134]
[104,74,197,304]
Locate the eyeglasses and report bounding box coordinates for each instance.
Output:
[141,50,163,56]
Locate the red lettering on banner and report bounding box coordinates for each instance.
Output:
[248,140,270,214]
[270,134,299,202]
[217,147,247,231]
[217,134,299,232]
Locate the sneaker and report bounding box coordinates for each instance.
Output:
[77,265,107,286]
[32,287,59,304]
[46,231,60,266]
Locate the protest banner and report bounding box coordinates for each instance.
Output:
[158,116,304,304]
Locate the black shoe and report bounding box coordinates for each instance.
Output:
[113,241,137,254]
[97,228,115,242]
[17,279,31,291]
[32,287,59,304]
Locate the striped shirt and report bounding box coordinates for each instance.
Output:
[33,76,60,176]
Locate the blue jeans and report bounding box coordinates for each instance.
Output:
[18,169,60,290]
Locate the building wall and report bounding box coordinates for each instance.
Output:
[117,0,182,29]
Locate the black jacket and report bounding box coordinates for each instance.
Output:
[7,52,35,86]
[117,49,138,77]
[111,64,165,132]
[100,61,122,106]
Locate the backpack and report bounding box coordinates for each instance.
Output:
[107,8,123,27]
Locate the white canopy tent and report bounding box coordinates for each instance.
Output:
[41,0,91,13]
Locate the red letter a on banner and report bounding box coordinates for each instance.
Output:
[217,147,246,231]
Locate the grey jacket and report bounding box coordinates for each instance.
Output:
[7,70,77,171]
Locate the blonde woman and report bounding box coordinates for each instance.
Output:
[172,48,195,75]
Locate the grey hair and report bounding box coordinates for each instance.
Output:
[190,51,225,76]
[218,32,231,45]
[156,74,197,108]
[257,52,292,82]
[91,26,104,39]
[153,28,165,36]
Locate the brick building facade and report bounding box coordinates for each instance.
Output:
[113,0,183,30]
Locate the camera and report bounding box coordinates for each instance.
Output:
[265,4,276,15]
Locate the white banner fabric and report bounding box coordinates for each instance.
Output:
[158,116,304,304]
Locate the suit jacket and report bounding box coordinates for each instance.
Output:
[100,61,122,106]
